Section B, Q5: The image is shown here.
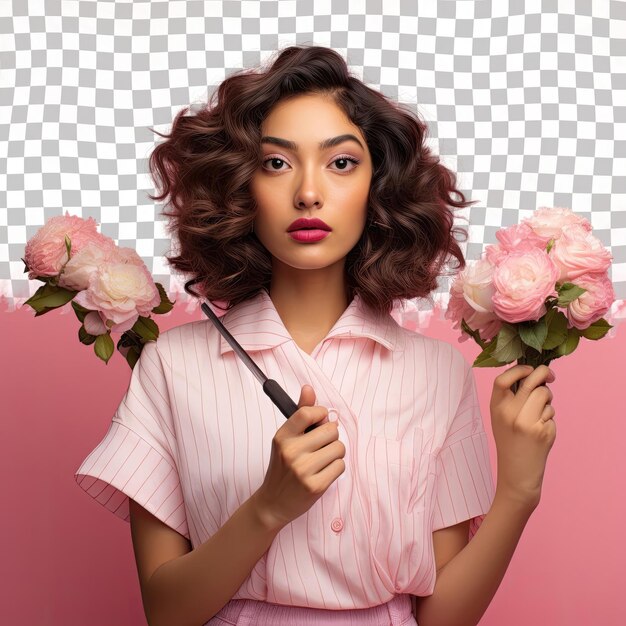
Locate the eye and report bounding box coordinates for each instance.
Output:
[261,156,291,172]
[330,155,360,173]
[260,154,361,173]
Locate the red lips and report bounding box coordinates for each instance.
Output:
[287,218,331,232]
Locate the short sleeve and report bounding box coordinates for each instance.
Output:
[431,359,495,540]
[74,340,189,540]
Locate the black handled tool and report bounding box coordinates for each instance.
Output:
[184,279,317,432]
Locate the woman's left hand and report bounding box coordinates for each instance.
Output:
[490,364,557,510]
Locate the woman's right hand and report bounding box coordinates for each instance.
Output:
[490,364,557,511]
[252,384,346,531]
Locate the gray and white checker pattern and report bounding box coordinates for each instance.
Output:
[1,0,625,326]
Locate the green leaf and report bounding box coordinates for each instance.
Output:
[24,282,77,315]
[65,234,72,260]
[546,238,555,254]
[131,315,159,342]
[152,283,176,314]
[554,328,580,357]
[94,333,115,364]
[473,340,508,367]
[580,318,613,340]
[22,257,30,272]
[542,310,569,350]
[71,300,91,323]
[544,306,556,324]
[474,354,506,367]
[78,325,97,345]
[557,282,587,306]
[492,323,524,364]
[518,317,548,352]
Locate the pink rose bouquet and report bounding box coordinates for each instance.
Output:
[446,206,615,391]
[22,211,175,368]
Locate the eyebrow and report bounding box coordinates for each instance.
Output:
[260,133,365,152]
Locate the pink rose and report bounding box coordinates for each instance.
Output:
[549,224,612,283]
[485,222,548,265]
[566,272,615,330]
[446,260,502,342]
[484,243,507,266]
[523,206,591,241]
[24,211,112,279]
[58,239,117,291]
[497,221,549,251]
[492,248,560,323]
[73,249,160,334]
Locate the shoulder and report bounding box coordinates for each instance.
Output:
[147,318,220,367]
[158,318,215,343]
[395,323,470,382]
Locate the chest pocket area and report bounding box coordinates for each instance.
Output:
[363,427,436,594]
[364,427,431,516]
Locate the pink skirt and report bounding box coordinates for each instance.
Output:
[206,593,417,625]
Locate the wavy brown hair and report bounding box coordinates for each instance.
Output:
[148,44,476,315]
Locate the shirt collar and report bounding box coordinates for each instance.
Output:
[217,289,401,355]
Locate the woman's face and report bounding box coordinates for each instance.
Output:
[249,93,373,275]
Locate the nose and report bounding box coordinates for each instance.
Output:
[293,167,323,210]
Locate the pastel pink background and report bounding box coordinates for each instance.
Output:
[2,298,625,625]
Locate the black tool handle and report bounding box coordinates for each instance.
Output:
[263,379,318,433]
[186,283,321,434]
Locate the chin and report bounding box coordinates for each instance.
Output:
[272,253,346,273]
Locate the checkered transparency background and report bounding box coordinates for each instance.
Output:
[1,0,625,328]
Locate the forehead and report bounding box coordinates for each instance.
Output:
[261,94,358,134]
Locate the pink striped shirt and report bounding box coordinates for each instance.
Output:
[75,289,494,609]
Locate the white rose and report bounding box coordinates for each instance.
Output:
[462,257,496,313]
[58,240,115,291]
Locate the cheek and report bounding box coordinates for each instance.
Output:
[250,179,283,221]
[251,206,282,252]
[332,181,368,211]
[249,176,263,208]
[253,212,275,247]
[345,171,371,205]
[250,170,276,200]
[349,186,370,224]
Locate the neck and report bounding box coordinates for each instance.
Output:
[268,261,351,348]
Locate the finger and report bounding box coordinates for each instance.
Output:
[518,385,554,426]
[298,384,316,409]
[539,404,556,424]
[306,438,346,475]
[529,382,553,406]
[296,384,329,431]
[310,457,346,491]
[299,420,340,453]
[284,406,329,436]
[492,364,535,404]
[515,365,555,400]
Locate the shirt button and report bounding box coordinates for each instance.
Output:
[327,408,338,422]
[331,517,344,533]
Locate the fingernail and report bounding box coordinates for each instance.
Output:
[328,408,338,423]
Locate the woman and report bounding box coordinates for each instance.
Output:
[75,45,556,626]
